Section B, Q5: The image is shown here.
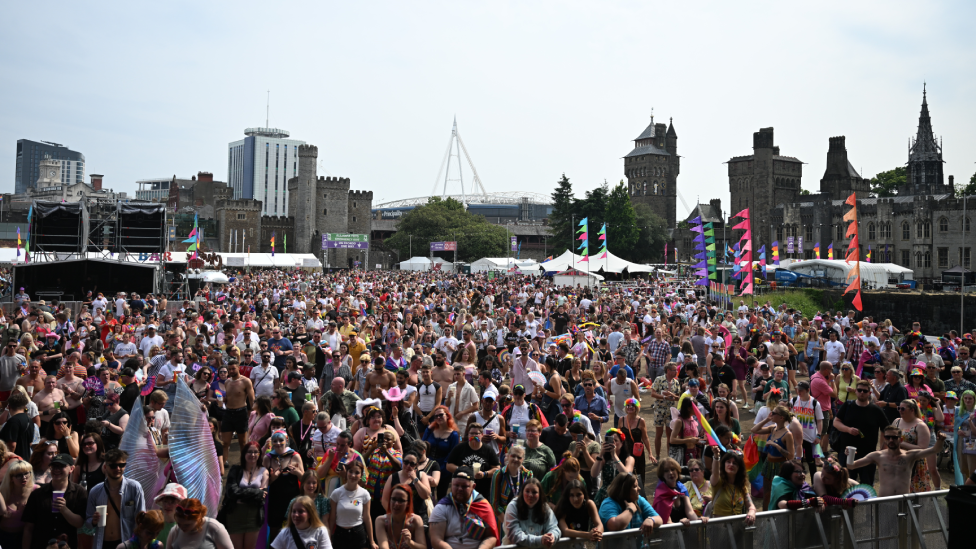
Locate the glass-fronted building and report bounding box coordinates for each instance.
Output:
[227,127,305,217]
[15,140,85,194]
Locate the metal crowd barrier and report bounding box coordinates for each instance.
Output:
[497,491,949,549]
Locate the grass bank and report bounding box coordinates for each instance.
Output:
[754,289,825,318]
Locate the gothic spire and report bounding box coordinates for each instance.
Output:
[909,84,941,163]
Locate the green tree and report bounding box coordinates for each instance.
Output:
[385,196,508,262]
[548,174,576,256]
[869,167,907,197]
[604,180,639,260]
[956,171,976,196]
[631,204,669,263]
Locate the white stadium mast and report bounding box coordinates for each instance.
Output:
[432,117,489,207]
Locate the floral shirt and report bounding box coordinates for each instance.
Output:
[651,375,680,416]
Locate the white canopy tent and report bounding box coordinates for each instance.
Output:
[553,268,604,289]
[783,259,914,289]
[539,250,653,274]
[167,252,322,269]
[399,256,455,272]
[471,257,541,274]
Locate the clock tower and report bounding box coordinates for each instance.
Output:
[36,155,62,188]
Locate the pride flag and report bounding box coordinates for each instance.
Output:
[827,243,834,260]
[677,393,726,452]
[814,242,820,259]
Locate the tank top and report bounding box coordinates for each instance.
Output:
[562,503,591,532]
[389,473,429,524]
[170,519,217,549]
[610,378,632,417]
[416,382,439,413]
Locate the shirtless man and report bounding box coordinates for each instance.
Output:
[16,359,46,395]
[56,366,86,421]
[364,357,396,399]
[33,376,68,433]
[431,354,454,387]
[220,361,255,451]
[849,425,945,496]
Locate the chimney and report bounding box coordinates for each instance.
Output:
[197,171,214,182]
[89,174,104,191]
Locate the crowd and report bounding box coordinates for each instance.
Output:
[0,268,968,549]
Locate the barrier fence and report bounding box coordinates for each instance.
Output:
[497,490,949,549]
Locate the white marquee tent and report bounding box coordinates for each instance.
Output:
[539,250,653,274]
[470,257,542,274]
[553,268,604,289]
[399,256,455,272]
[783,259,914,289]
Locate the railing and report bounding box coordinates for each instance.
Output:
[497,491,949,549]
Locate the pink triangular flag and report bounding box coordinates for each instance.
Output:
[733,208,750,219]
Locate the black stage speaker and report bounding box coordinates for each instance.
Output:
[117,203,165,254]
[31,201,88,253]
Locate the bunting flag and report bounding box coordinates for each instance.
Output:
[814,242,821,259]
[771,240,780,266]
[24,205,32,263]
[866,245,872,263]
[186,213,200,260]
[758,245,767,278]
[577,218,589,263]
[16,227,21,257]
[843,193,862,311]
[732,208,752,294]
[284,233,287,254]
[690,214,708,286]
[271,231,276,256]
[827,243,834,260]
[597,223,608,259]
[705,222,718,280]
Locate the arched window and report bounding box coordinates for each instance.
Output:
[837,225,844,241]
[868,223,876,240]
[924,252,931,268]
[939,217,949,232]
[805,225,813,241]
[915,252,922,267]
[924,222,931,238]
[902,222,910,240]
[965,217,972,232]
[776,227,783,241]
[916,223,922,238]
[885,222,893,239]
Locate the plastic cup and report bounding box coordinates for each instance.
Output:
[472,462,481,475]
[305,393,312,402]
[26,386,33,396]
[52,490,65,512]
[96,505,108,527]
[846,446,857,466]
[53,402,61,411]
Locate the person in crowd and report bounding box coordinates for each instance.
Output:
[0,460,37,549]
[706,450,756,524]
[316,430,362,498]
[891,399,932,492]
[768,460,823,511]
[0,390,37,460]
[270,496,333,549]
[429,466,498,549]
[520,420,556,481]
[592,429,634,506]
[30,439,59,484]
[360,410,404,521]
[375,484,426,549]
[164,497,233,549]
[598,472,661,539]
[539,452,584,510]
[264,429,305,543]
[381,448,432,527]
[151,483,187,548]
[503,477,560,547]
[651,457,705,524]
[668,395,703,465]
[684,458,712,516]
[217,442,266,549]
[86,448,146,549]
[848,426,945,497]
[833,379,892,486]
[22,452,87,549]
[812,458,859,508]
[489,445,532,529]
[553,478,602,546]
[247,395,274,448]
[328,459,375,548]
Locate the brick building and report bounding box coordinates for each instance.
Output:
[624,116,679,229]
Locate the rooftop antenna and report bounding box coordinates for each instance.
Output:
[266,90,270,128]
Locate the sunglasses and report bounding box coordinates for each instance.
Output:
[107,462,127,470]
[855,388,870,393]
[403,460,417,467]
[432,413,445,419]
[688,468,702,472]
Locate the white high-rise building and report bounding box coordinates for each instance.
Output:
[227,127,305,217]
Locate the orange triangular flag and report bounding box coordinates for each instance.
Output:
[846,264,860,281]
[843,208,857,223]
[847,235,859,250]
[845,193,857,206]
[846,223,858,238]
[845,276,860,294]
[852,290,863,311]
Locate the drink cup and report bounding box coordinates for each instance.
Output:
[472,462,482,475]
[846,446,857,466]
[27,386,33,396]
[96,505,108,527]
[485,428,494,437]
[305,393,313,402]
[52,490,65,512]
[512,423,521,437]
[53,402,61,411]
[288,392,292,401]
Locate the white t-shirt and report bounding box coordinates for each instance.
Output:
[114,342,138,358]
[790,396,824,443]
[271,525,332,549]
[139,335,163,359]
[824,341,845,364]
[250,364,279,397]
[330,484,370,528]
[115,298,126,317]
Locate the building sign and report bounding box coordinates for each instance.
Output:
[322,233,369,250]
[430,241,457,251]
[380,210,406,219]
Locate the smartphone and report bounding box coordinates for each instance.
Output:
[576,433,584,443]
[605,432,613,443]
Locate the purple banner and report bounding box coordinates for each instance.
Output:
[787,236,794,253]
[798,236,804,251]
[510,236,517,252]
[430,241,457,252]
[324,241,369,249]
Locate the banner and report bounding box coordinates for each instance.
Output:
[787,236,794,254]
[430,241,457,251]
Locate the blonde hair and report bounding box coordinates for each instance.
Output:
[0,461,33,501]
[286,496,325,528]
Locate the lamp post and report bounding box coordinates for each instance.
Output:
[963,193,968,336]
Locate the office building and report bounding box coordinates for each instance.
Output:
[227,127,305,216]
[135,178,174,202]
[14,139,85,194]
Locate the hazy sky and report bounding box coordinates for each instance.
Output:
[3,1,974,218]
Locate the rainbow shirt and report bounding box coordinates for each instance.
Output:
[791,396,823,444]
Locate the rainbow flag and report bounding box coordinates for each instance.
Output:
[814,242,820,259]
[677,393,726,452]
[16,227,20,257]
[827,243,834,260]
[552,333,572,347]
[270,231,275,256]
[866,245,872,263]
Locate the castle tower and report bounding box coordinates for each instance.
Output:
[623,115,679,228]
[317,176,352,268]
[906,85,948,196]
[288,144,318,253]
[819,136,870,201]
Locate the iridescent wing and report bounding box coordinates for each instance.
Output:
[119,395,163,503]
[170,377,221,517]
